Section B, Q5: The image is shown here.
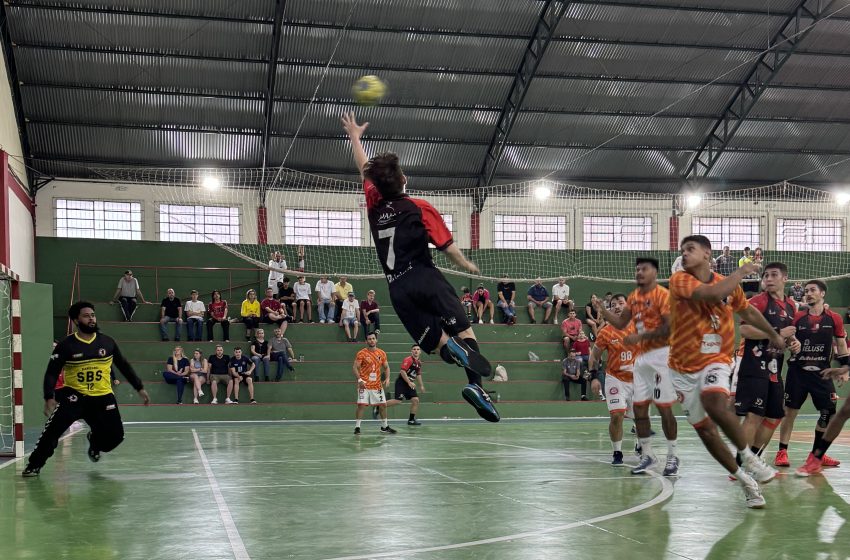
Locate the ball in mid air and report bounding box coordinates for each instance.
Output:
[352,75,387,106]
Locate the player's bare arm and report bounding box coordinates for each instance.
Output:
[588,345,603,371]
[822,337,850,383]
[400,368,414,388]
[691,263,759,303]
[382,360,392,389]
[596,299,630,329]
[352,357,364,385]
[625,315,669,346]
[443,243,480,275]
[341,112,370,178]
[737,305,785,350]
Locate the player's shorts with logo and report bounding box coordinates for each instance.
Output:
[734,356,785,419]
[357,387,386,406]
[394,378,418,401]
[633,346,676,406]
[605,375,634,417]
[671,362,731,425]
[784,365,837,411]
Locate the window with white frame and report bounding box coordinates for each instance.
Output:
[55,198,142,240]
[494,214,567,249]
[284,209,361,246]
[583,216,652,250]
[428,213,454,248]
[158,204,240,243]
[691,216,760,250]
[776,218,843,251]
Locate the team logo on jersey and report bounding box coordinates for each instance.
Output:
[709,314,720,330]
[752,346,763,358]
[611,338,619,344]
[768,309,776,315]
[813,323,820,332]
[51,354,60,360]
[706,373,718,385]
[676,391,686,403]
[754,398,764,407]
[72,353,83,359]
[68,394,78,403]
[609,387,619,395]
[98,348,107,357]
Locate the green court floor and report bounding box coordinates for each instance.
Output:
[2,418,849,559]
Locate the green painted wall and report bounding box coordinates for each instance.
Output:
[20,282,54,430]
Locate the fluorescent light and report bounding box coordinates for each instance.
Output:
[202,176,221,191]
[533,183,552,201]
[685,194,701,209]
[836,191,850,206]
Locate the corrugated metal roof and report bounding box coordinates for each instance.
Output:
[773,53,850,88]
[708,151,850,182]
[753,88,850,120]
[729,120,850,152]
[10,0,276,21]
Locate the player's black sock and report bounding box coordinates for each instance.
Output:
[779,442,789,451]
[463,338,484,385]
[735,452,742,467]
[439,344,455,365]
[409,413,415,421]
[814,439,834,459]
[750,446,762,457]
[813,430,825,454]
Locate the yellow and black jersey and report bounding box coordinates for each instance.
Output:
[44,332,143,399]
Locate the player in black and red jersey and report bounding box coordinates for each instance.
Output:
[775,280,849,470]
[377,344,427,425]
[342,112,498,422]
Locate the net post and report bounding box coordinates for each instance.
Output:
[0,263,22,457]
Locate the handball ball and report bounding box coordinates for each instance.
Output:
[352,75,386,106]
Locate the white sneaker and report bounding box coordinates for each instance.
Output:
[743,451,777,483]
[193,398,199,404]
[211,398,218,404]
[489,320,494,324]
[478,319,484,324]
[198,390,204,398]
[225,398,233,404]
[739,472,766,508]
[552,319,558,325]
[319,319,326,324]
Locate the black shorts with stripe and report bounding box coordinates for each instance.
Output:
[394,378,418,401]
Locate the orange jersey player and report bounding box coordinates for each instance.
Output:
[352,333,395,436]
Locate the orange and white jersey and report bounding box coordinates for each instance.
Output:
[355,347,388,390]
[594,323,637,382]
[668,271,748,374]
[626,285,670,354]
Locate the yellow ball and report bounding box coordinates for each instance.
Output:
[352,75,386,106]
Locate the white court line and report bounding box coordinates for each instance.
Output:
[320,436,674,560]
[192,429,250,560]
[0,422,85,471]
[217,475,640,490]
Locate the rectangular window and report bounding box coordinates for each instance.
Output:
[691,216,760,250]
[158,204,240,243]
[583,216,652,250]
[776,218,843,251]
[494,214,567,249]
[54,198,142,240]
[284,209,362,246]
[429,213,454,248]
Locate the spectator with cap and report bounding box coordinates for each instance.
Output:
[184,289,206,342]
[341,291,360,342]
[472,284,495,324]
[110,269,149,322]
[527,278,552,324]
[496,274,517,325]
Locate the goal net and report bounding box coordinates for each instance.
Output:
[79,165,850,283]
[0,276,16,456]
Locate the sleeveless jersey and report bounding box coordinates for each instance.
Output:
[790,309,845,373]
[739,293,796,380]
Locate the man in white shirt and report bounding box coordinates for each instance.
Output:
[551,277,574,325]
[315,275,336,324]
[293,275,313,323]
[341,292,360,342]
[267,251,287,296]
[184,289,206,342]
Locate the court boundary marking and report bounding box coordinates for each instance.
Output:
[192,429,250,560]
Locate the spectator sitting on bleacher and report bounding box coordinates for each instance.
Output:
[240,289,261,341]
[560,310,583,353]
[277,277,296,316]
[341,292,360,342]
[159,288,183,342]
[184,290,205,342]
[572,330,591,369]
[297,245,305,272]
[268,251,286,296]
[229,347,256,404]
[188,349,207,405]
[496,274,516,325]
[472,284,495,325]
[207,345,232,404]
[271,328,296,380]
[460,287,474,320]
[110,269,149,322]
[250,328,272,382]
[551,277,573,324]
[584,294,605,340]
[527,278,552,324]
[261,287,290,332]
[603,292,613,310]
[207,290,230,342]
[315,275,335,324]
[162,345,191,405]
[562,349,587,401]
[790,281,804,302]
[360,289,380,338]
[293,276,313,323]
[334,276,355,327]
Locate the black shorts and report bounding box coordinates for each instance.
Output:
[394,378,418,401]
[784,367,837,411]
[389,266,471,354]
[735,374,785,419]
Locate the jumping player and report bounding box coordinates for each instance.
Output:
[596,257,679,476]
[342,112,498,422]
[589,293,638,466]
[23,301,150,477]
[776,280,847,469]
[378,344,426,425]
[353,333,396,435]
[669,236,784,508]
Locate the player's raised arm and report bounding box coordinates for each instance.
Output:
[341,112,370,178]
[588,344,603,372]
[596,298,630,330]
[444,244,480,275]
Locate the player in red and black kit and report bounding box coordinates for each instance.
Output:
[377,344,426,425]
[734,263,801,463]
[775,280,849,469]
[342,112,498,422]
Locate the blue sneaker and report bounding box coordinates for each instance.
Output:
[612,451,624,466]
[461,384,500,422]
[445,337,493,380]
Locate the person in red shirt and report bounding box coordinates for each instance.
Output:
[206,290,230,342]
[560,310,583,353]
[571,330,591,370]
[261,287,290,334]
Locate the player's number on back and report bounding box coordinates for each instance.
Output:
[620,351,632,362]
[378,227,396,270]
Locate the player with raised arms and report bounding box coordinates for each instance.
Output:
[342,112,498,422]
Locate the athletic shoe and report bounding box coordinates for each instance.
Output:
[822,454,841,467]
[354,427,361,435]
[250,399,257,404]
[198,390,204,398]
[445,336,492,380]
[631,455,656,474]
[375,329,381,334]
[774,448,790,467]
[489,320,494,324]
[224,398,233,404]
[319,319,326,324]
[193,398,199,404]
[739,472,766,509]
[743,452,777,483]
[580,395,588,401]
[232,399,239,404]
[611,451,624,466]
[86,432,100,463]
[372,406,379,419]
[407,419,422,426]
[478,319,484,324]
[663,455,680,476]
[22,466,40,477]
[529,319,536,324]
[552,319,558,325]
[380,426,397,434]
[461,384,500,422]
[796,453,823,477]
[211,398,218,404]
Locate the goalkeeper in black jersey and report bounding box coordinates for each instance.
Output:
[23,301,150,477]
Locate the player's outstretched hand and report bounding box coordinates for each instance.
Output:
[341,111,369,139]
[788,338,801,354]
[138,389,151,406]
[821,367,850,382]
[43,398,57,417]
[463,260,480,275]
[737,262,761,278]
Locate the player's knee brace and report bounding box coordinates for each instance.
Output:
[761,417,781,430]
[818,407,836,429]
